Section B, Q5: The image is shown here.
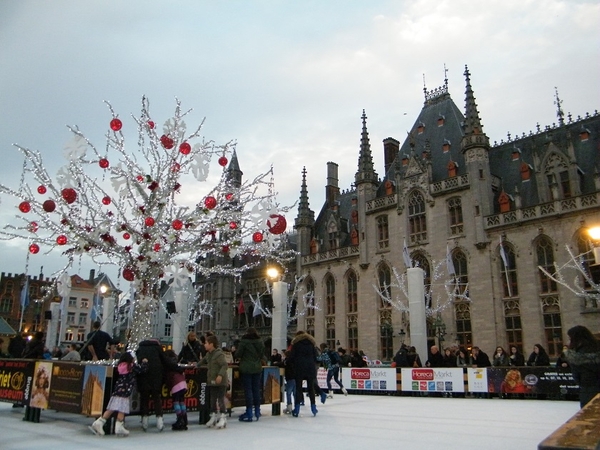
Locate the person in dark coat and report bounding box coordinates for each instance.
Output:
[508,345,525,366]
[287,331,319,417]
[86,320,118,361]
[426,345,445,367]
[178,331,203,364]
[471,346,491,367]
[22,331,45,359]
[8,333,26,358]
[407,346,423,368]
[234,327,265,422]
[526,344,550,367]
[136,338,179,432]
[565,325,600,408]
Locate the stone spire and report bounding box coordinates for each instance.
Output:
[295,166,314,228]
[355,109,378,186]
[554,86,565,127]
[226,148,243,188]
[462,65,490,151]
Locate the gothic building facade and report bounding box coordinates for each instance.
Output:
[294,66,600,361]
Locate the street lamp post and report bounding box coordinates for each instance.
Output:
[268,267,287,353]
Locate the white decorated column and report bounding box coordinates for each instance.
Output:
[171,290,186,354]
[271,280,287,353]
[45,302,61,350]
[101,294,115,336]
[407,267,427,366]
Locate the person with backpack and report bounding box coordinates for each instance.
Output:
[393,344,410,367]
[318,343,348,398]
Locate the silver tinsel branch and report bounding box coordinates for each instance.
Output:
[374,260,471,317]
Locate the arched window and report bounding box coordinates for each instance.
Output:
[576,230,600,309]
[377,264,391,309]
[377,215,389,250]
[499,241,518,298]
[305,277,315,318]
[448,197,463,235]
[544,153,571,200]
[536,237,557,294]
[454,303,472,349]
[452,250,468,296]
[325,274,335,316]
[408,191,427,244]
[347,271,357,313]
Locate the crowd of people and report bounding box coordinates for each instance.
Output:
[2,323,598,436]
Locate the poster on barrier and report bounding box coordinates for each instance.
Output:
[0,359,35,404]
[263,366,281,403]
[486,367,578,396]
[341,367,396,391]
[401,368,464,392]
[28,361,53,409]
[467,368,489,392]
[82,364,112,416]
[48,362,85,414]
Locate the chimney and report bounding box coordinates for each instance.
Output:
[89,269,95,283]
[326,162,339,208]
[383,138,400,174]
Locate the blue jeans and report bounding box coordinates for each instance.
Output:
[285,379,296,405]
[241,372,262,410]
[326,365,344,391]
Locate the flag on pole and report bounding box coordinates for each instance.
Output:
[253,301,262,317]
[499,236,509,269]
[237,297,245,315]
[446,244,456,276]
[20,277,30,309]
[403,238,412,268]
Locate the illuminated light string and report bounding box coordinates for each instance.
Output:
[0,97,296,350]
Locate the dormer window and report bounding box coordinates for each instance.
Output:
[447,160,458,178]
[402,154,409,166]
[384,180,394,195]
[350,228,359,246]
[351,209,358,223]
[580,128,590,142]
[437,115,445,127]
[310,238,318,254]
[520,162,531,181]
[499,191,511,213]
[417,122,425,134]
[442,139,451,153]
[422,150,430,160]
[512,147,521,161]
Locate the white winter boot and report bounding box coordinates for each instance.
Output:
[205,412,218,428]
[115,420,130,437]
[215,413,227,429]
[285,404,293,414]
[156,415,164,432]
[141,415,148,431]
[89,417,106,436]
[342,387,348,396]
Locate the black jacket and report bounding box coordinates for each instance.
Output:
[287,332,317,379]
[566,346,600,407]
[136,339,179,391]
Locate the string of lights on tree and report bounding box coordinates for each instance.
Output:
[0,97,296,349]
[374,261,471,317]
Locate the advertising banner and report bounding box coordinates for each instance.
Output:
[28,361,53,409]
[401,368,465,393]
[486,367,578,396]
[82,365,112,416]
[467,368,489,392]
[0,359,34,404]
[262,366,281,403]
[341,367,396,391]
[48,362,85,414]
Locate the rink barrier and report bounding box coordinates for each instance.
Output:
[538,393,600,450]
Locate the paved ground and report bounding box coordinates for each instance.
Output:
[0,395,579,450]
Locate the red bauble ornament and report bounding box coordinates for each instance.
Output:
[147,120,155,129]
[56,235,67,245]
[102,196,111,205]
[267,214,287,235]
[225,192,234,201]
[229,221,238,230]
[37,185,47,194]
[160,134,174,149]
[204,196,217,209]
[172,219,183,230]
[43,199,56,212]
[123,232,131,240]
[29,221,39,233]
[122,268,135,281]
[222,245,230,253]
[252,231,264,243]
[218,156,228,167]
[18,201,31,213]
[145,217,155,227]
[110,118,122,131]
[136,175,144,182]
[99,158,110,169]
[153,243,161,252]
[179,142,191,155]
[171,162,181,172]
[61,188,77,204]
[29,243,40,254]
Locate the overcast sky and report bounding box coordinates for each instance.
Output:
[1,0,598,287]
